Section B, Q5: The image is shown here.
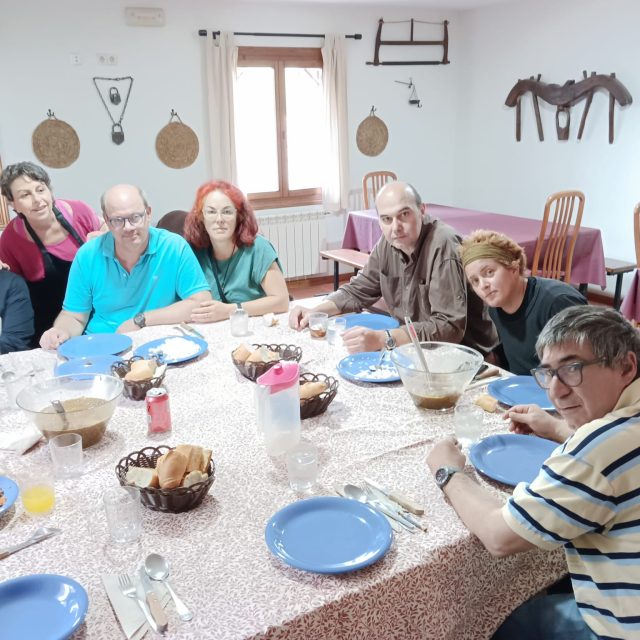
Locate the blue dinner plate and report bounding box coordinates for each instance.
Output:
[337,352,400,383]
[469,434,558,486]
[265,496,393,573]
[58,334,132,359]
[134,335,208,365]
[343,313,400,331]
[55,354,124,377]
[487,375,554,411]
[0,476,19,516]
[0,574,88,640]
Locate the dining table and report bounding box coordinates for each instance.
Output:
[0,304,567,640]
[342,204,607,288]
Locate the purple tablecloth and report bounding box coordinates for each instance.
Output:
[620,269,640,321]
[342,204,606,287]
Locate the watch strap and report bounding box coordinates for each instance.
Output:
[435,466,463,489]
[385,329,396,350]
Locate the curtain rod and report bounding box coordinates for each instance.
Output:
[198,29,361,40]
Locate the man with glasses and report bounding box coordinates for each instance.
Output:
[40,184,211,348]
[426,306,640,639]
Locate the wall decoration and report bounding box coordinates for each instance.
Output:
[395,78,422,108]
[356,107,388,157]
[505,72,632,143]
[31,110,80,168]
[155,110,200,169]
[92,76,134,145]
[366,18,449,67]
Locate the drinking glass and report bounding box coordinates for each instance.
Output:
[20,472,56,516]
[454,402,484,448]
[327,317,347,345]
[230,308,249,337]
[308,313,328,339]
[286,441,319,492]
[49,433,83,478]
[103,486,142,545]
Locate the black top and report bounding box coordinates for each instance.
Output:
[0,270,34,354]
[490,277,587,375]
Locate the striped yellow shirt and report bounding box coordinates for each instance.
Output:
[503,378,640,640]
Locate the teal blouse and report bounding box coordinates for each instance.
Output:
[194,235,283,303]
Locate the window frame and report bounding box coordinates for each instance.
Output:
[236,46,323,210]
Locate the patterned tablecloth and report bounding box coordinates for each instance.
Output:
[0,310,566,639]
[342,204,606,287]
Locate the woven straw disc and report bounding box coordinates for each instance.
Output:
[32,118,80,168]
[155,122,199,169]
[356,114,388,157]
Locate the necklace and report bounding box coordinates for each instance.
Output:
[212,245,237,301]
[92,76,134,144]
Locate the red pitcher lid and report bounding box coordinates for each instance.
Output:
[256,362,300,393]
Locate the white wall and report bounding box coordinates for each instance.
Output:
[0,0,459,227]
[1,0,637,288]
[454,0,640,271]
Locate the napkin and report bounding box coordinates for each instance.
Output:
[102,574,171,640]
[0,425,42,454]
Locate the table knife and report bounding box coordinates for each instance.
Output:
[334,484,401,533]
[179,322,205,340]
[364,484,427,531]
[136,567,168,635]
[363,477,425,515]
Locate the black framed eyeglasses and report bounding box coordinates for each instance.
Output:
[107,211,146,229]
[530,358,606,389]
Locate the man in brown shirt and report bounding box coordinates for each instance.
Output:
[289,181,497,354]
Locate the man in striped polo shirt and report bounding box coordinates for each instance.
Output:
[427,306,640,639]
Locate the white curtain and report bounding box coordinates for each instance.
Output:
[321,34,349,212]
[202,31,238,182]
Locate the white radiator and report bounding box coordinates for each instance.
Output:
[258,211,329,278]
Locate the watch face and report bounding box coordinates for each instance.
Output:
[435,468,449,486]
[134,313,145,328]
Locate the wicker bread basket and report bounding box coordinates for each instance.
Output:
[231,344,302,382]
[111,357,166,401]
[116,446,215,513]
[300,373,339,419]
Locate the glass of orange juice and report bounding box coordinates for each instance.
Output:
[20,472,55,516]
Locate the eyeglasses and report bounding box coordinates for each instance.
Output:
[107,211,147,229]
[531,358,606,389]
[203,207,236,218]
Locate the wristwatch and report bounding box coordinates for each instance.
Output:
[133,312,146,329]
[435,466,463,489]
[384,329,396,350]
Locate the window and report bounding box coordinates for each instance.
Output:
[235,47,324,209]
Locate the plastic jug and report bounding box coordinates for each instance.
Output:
[256,362,301,456]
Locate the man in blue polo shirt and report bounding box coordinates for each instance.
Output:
[40,184,211,349]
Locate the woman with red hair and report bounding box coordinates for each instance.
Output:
[184,181,289,323]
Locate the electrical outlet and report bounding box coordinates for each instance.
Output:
[69,53,82,65]
[97,53,118,65]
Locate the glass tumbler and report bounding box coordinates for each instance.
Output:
[454,403,484,448]
[230,308,249,337]
[103,486,142,545]
[286,441,319,492]
[327,318,347,345]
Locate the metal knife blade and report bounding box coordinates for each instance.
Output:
[333,485,400,533]
[180,322,205,340]
[364,485,426,531]
[139,567,168,634]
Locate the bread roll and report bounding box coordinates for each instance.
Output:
[299,381,328,400]
[175,444,207,474]
[182,470,207,487]
[474,394,499,413]
[233,344,252,363]
[125,362,156,382]
[126,466,159,489]
[157,449,188,489]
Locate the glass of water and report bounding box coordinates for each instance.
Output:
[286,441,319,492]
[454,402,484,448]
[326,317,347,345]
[103,486,142,545]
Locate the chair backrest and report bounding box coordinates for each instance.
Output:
[634,203,640,267]
[156,210,188,237]
[362,171,397,209]
[531,190,585,283]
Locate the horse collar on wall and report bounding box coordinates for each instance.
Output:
[505,72,632,143]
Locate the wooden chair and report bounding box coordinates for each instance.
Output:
[362,171,397,209]
[531,190,585,283]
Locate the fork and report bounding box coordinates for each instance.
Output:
[118,574,164,635]
[369,349,387,372]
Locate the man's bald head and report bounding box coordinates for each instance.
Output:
[100,184,149,215]
[375,181,422,211]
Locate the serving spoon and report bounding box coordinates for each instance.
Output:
[145,553,193,621]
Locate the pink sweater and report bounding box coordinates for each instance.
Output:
[0,199,101,282]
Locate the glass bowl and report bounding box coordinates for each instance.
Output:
[16,374,124,447]
[390,341,483,411]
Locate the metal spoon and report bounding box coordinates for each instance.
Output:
[51,400,70,431]
[369,349,387,372]
[145,553,193,621]
[343,484,414,532]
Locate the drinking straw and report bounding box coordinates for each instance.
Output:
[403,316,432,385]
